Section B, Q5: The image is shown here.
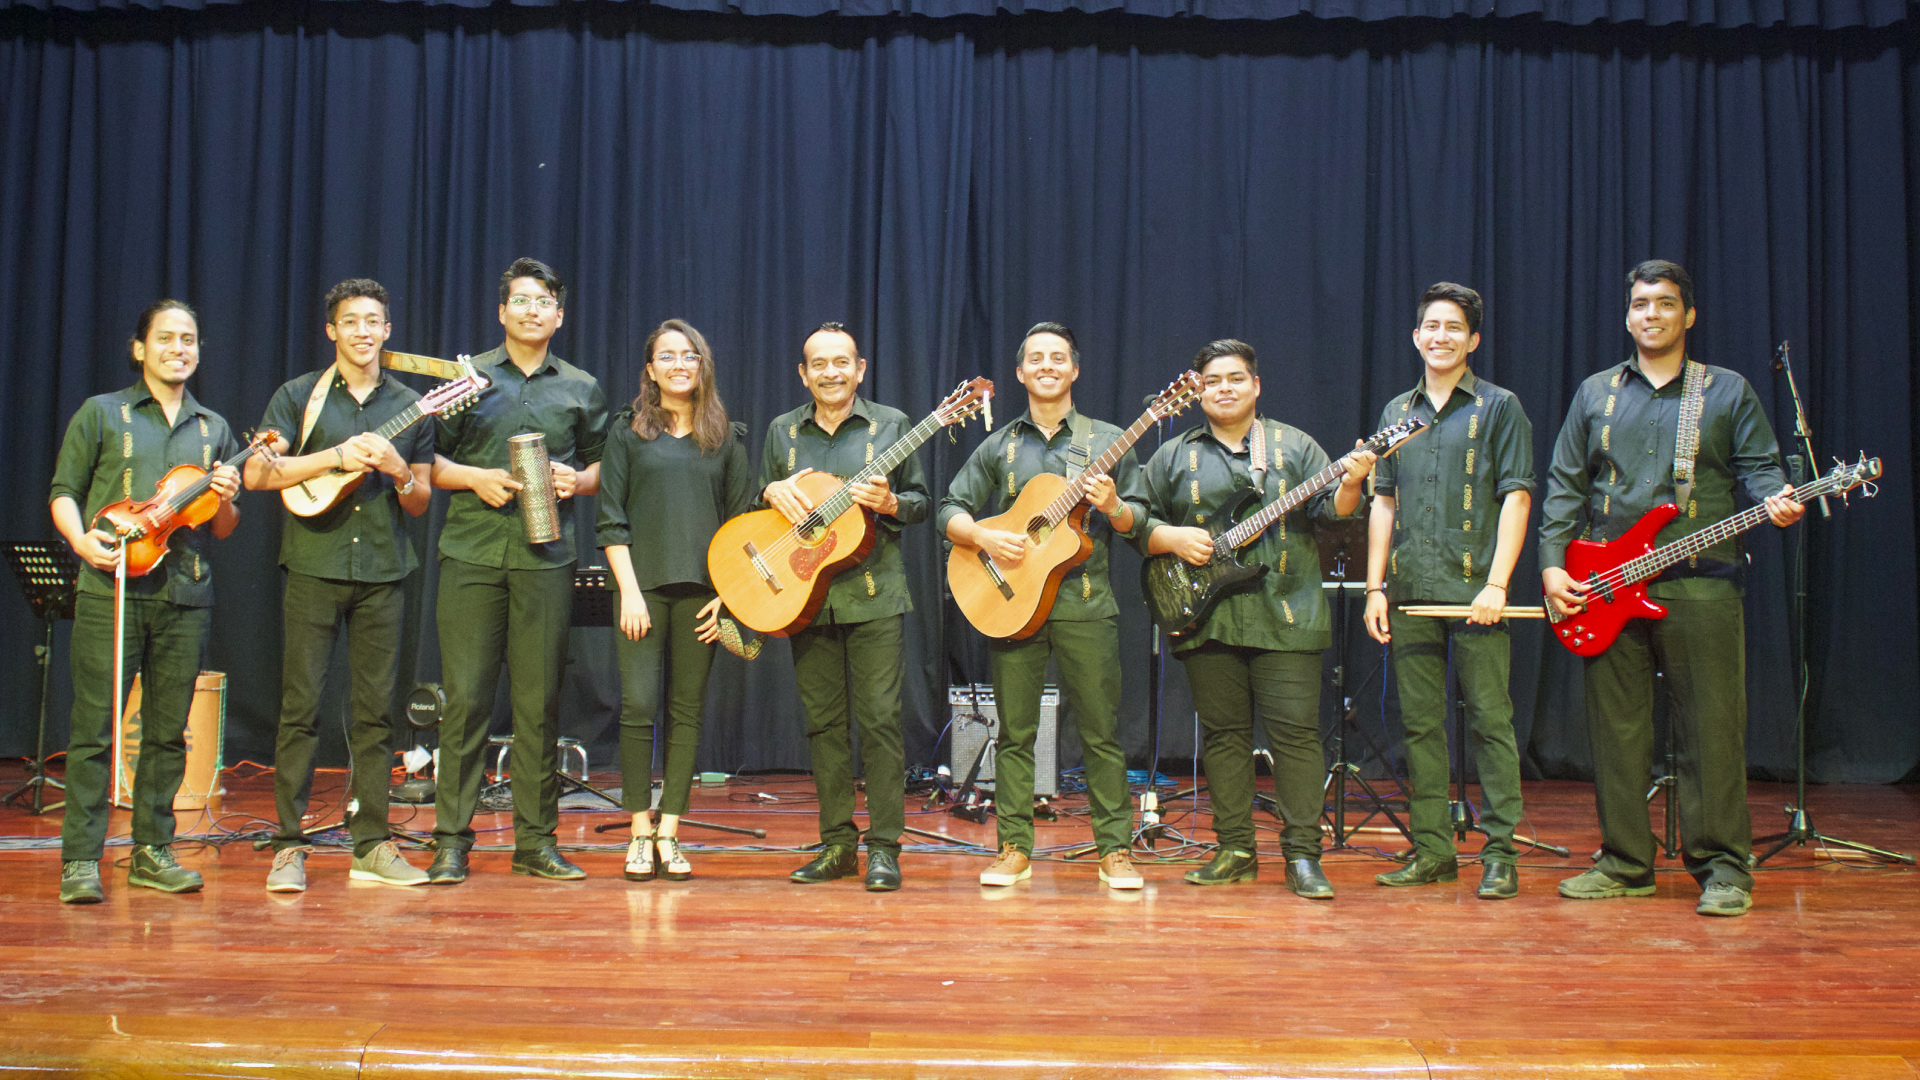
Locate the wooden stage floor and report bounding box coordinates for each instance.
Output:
[1,762,1916,1079]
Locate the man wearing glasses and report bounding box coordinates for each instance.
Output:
[245,279,435,892]
[427,258,608,883]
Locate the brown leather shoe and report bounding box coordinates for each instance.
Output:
[979,844,1031,886]
[1098,850,1144,889]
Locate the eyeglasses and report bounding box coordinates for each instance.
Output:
[506,296,559,312]
[335,317,387,332]
[653,351,701,367]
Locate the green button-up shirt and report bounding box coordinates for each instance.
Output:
[938,407,1148,623]
[434,346,607,570]
[1374,369,1535,603]
[597,412,754,592]
[1140,418,1360,654]
[757,397,932,624]
[258,369,435,584]
[1540,356,1786,599]
[49,381,240,607]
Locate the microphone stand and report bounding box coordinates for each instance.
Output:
[1752,341,1911,865]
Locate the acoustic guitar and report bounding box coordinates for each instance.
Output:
[92,429,280,578]
[281,364,489,517]
[1548,455,1879,656]
[1141,417,1425,639]
[948,371,1203,640]
[709,377,994,636]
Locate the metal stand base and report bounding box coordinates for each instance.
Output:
[1753,807,1914,866]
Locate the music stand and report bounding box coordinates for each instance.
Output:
[1314,519,1414,850]
[4,542,79,814]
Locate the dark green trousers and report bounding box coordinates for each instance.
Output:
[615,586,716,817]
[791,615,905,855]
[433,556,573,853]
[1386,607,1523,864]
[61,593,210,862]
[1584,595,1753,890]
[988,617,1131,856]
[1181,644,1324,859]
[271,572,405,857]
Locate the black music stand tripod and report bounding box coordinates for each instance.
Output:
[4,542,79,814]
[1316,527,1413,851]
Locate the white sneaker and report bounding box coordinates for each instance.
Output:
[624,834,657,881]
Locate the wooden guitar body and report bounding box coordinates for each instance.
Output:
[1140,488,1270,640]
[91,464,224,578]
[1550,502,1678,657]
[282,469,365,518]
[947,472,1095,641]
[707,470,876,636]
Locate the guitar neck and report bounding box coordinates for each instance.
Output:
[1215,458,1348,551]
[372,402,428,443]
[1041,409,1156,525]
[812,409,948,522]
[1618,472,1847,585]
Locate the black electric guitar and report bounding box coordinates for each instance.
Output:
[1141,418,1425,639]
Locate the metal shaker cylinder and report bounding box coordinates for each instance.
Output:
[508,432,561,545]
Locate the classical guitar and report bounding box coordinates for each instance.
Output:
[92,429,281,578]
[948,371,1204,640]
[709,377,994,636]
[1141,417,1426,639]
[1549,455,1880,657]
[281,363,490,517]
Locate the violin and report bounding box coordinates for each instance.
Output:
[91,429,279,577]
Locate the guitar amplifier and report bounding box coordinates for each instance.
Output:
[948,683,1058,798]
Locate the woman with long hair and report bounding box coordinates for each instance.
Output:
[596,319,751,881]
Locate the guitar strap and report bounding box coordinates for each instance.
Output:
[296,363,340,456]
[1247,417,1268,494]
[1064,412,1094,481]
[1672,358,1706,513]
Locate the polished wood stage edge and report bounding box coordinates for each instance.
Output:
[2,766,1916,1079]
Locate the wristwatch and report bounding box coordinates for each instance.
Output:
[394,474,416,497]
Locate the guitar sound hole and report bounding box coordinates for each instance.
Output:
[1028,519,1050,545]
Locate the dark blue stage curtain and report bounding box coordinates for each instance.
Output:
[0,0,1906,30]
[1,3,1914,785]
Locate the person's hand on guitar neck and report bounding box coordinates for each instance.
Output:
[1541,566,1589,618]
[764,467,818,525]
[1764,485,1806,528]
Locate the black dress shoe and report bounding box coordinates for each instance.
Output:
[1285,857,1334,900]
[790,845,857,884]
[427,847,468,885]
[1477,861,1519,899]
[1374,854,1459,887]
[1184,848,1258,886]
[864,849,901,892]
[511,845,586,880]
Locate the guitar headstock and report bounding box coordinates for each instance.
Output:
[1825,454,1882,501]
[1363,417,1427,458]
[935,377,995,430]
[420,357,491,420]
[1147,370,1205,421]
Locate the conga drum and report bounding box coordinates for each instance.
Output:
[113,670,228,810]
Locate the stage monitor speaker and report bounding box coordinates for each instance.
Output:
[947,683,1058,798]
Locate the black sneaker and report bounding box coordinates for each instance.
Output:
[510,845,586,880]
[1184,848,1258,886]
[790,845,857,884]
[864,849,902,892]
[128,845,203,894]
[60,860,103,904]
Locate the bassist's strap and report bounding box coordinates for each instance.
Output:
[296,363,339,456]
[1247,418,1268,493]
[1065,412,1094,481]
[1672,358,1706,511]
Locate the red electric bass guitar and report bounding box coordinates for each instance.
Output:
[1549,455,1880,657]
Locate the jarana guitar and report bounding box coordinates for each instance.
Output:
[948,371,1204,640]
[1549,455,1880,656]
[1141,417,1426,639]
[281,363,490,517]
[709,377,994,636]
[93,429,281,577]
